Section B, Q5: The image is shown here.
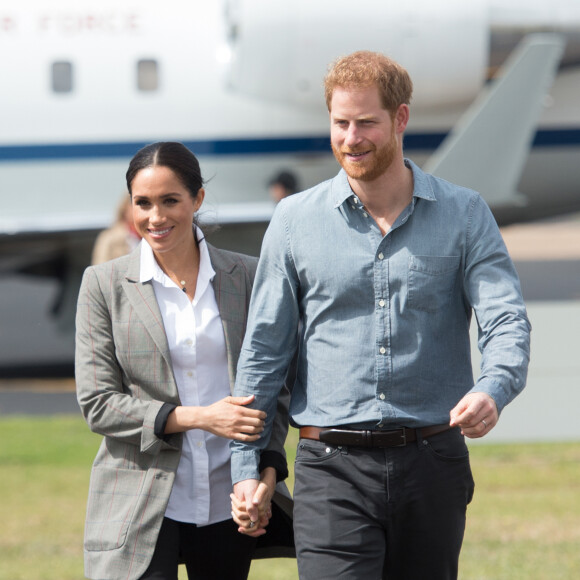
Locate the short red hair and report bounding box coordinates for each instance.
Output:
[324,50,413,114]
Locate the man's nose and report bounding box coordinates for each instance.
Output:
[344,124,362,147]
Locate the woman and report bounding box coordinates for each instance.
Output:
[75,142,293,580]
[91,193,141,265]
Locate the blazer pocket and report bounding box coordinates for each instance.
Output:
[85,467,146,552]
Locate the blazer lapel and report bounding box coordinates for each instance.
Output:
[121,246,173,370]
[118,244,250,392]
[208,246,249,393]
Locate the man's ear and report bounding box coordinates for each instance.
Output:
[395,104,410,134]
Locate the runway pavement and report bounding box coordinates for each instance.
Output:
[469,212,580,443]
[1,213,579,442]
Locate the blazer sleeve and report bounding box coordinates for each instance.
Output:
[75,265,181,455]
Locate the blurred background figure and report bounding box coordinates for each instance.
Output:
[91,194,141,265]
[268,171,299,203]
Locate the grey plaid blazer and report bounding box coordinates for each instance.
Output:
[76,243,293,580]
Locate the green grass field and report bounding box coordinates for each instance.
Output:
[1,416,578,579]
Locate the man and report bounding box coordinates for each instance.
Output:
[268,170,299,203]
[231,51,531,579]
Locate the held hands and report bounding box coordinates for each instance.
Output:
[449,392,499,438]
[231,468,277,537]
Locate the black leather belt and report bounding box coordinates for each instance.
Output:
[299,424,453,448]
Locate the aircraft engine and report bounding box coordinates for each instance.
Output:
[223,0,490,110]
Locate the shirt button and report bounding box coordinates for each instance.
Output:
[186,339,193,346]
[379,299,385,307]
[378,423,384,428]
[379,347,386,354]
[379,393,386,400]
[363,212,369,218]
[196,441,203,448]
[378,253,384,260]
[187,371,193,378]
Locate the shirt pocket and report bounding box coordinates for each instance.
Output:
[407,255,460,313]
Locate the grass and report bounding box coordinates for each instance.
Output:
[0,417,578,579]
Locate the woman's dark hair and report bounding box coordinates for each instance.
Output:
[126,142,204,198]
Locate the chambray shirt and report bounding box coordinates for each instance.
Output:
[231,160,531,483]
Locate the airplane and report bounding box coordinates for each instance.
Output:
[0,0,578,374]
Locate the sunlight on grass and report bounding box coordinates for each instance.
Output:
[1,418,578,580]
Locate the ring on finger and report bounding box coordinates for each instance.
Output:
[481,419,488,429]
[249,521,256,529]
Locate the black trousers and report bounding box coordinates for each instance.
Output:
[293,428,475,580]
[140,517,257,580]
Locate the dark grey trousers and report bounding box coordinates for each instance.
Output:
[293,428,475,580]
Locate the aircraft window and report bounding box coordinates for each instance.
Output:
[137,59,159,91]
[51,61,73,93]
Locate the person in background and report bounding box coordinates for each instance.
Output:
[91,194,141,264]
[230,51,531,579]
[76,141,293,580]
[268,170,299,203]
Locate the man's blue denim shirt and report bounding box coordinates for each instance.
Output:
[231,159,531,483]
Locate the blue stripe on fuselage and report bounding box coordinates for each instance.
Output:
[0,128,578,162]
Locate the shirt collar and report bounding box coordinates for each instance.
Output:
[332,158,437,209]
[139,225,215,286]
[405,158,437,202]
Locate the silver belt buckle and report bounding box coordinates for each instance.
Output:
[395,428,407,447]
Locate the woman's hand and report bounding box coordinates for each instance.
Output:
[165,395,266,440]
[231,467,276,537]
[198,395,266,440]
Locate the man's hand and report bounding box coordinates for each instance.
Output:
[449,392,498,438]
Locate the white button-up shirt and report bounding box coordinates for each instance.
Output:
[140,229,232,525]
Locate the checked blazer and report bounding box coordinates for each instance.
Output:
[75,243,293,580]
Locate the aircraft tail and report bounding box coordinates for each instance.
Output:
[423,34,565,207]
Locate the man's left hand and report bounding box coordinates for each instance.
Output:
[232,469,276,537]
[449,392,498,438]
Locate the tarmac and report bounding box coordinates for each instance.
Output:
[469,212,580,443]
